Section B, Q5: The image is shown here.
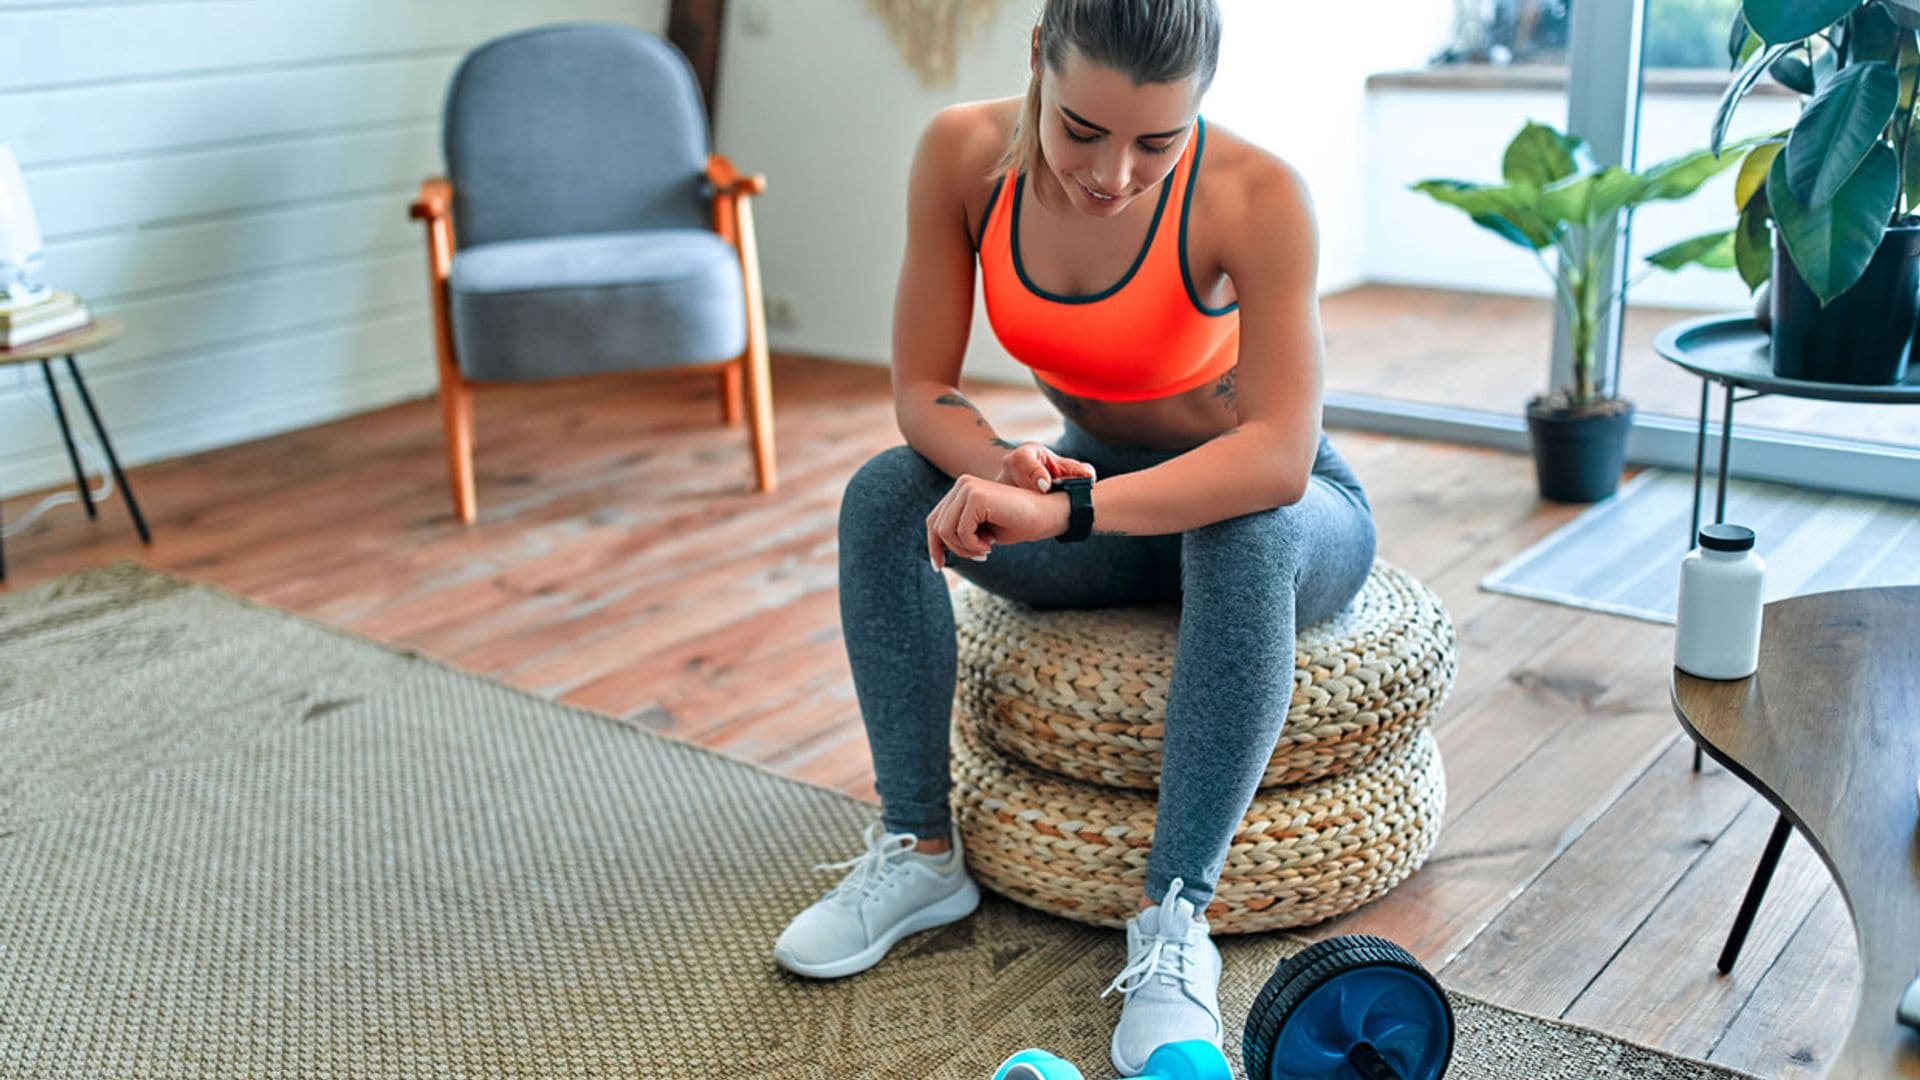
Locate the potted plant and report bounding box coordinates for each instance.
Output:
[1413,121,1754,502]
[1714,0,1920,384]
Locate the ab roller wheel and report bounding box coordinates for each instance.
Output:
[991,935,1452,1080]
[1244,935,1454,1080]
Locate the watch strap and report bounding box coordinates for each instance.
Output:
[1054,476,1094,543]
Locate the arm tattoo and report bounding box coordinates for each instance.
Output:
[1210,367,1238,413]
[1036,380,1097,423]
[935,391,992,431]
[1093,526,1130,537]
[935,391,1018,451]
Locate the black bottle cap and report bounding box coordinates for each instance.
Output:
[1699,524,1756,552]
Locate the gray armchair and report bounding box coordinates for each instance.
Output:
[410,22,775,525]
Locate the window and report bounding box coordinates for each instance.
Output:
[1433,0,1741,69]
[1644,0,1742,68]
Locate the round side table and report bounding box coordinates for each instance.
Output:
[1654,314,1920,544]
[0,316,151,581]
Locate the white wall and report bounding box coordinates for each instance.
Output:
[1204,3,1453,296]
[715,0,1449,386]
[1365,84,1801,308]
[0,0,667,496]
[714,0,1030,385]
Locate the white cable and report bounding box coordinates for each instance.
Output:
[2,363,116,539]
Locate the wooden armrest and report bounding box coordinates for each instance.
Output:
[410,177,453,221]
[705,155,767,197]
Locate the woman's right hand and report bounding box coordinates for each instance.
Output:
[994,442,1097,493]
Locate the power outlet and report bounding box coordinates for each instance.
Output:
[741,2,772,37]
[764,294,798,331]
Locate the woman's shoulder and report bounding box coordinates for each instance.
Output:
[921,97,1021,170]
[914,98,1022,242]
[1192,120,1315,236]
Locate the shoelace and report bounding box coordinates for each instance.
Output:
[812,821,920,904]
[1100,876,1197,1001]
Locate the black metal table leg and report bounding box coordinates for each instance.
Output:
[1719,813,1793,974]
[1690,381,1790,974]
[40,359,97,520]
[1690,379,1711,774]
[1715,380,1736,526]
[1690,378,1709,545]
[61,355,150,545]
[1692,383,1738,774]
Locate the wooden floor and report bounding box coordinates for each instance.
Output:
[1322,284,1918,448]
[0,335,1856,1077]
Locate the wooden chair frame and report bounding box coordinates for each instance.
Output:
[408,155,776,525]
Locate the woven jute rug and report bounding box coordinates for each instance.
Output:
[0,564,1756,1079]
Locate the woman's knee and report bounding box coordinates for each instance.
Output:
[838,445,951,562]
[1183,504,1311,580]
[1181,495,1376,599]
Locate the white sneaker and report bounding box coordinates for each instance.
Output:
[1101,877,1224,1077]
[772,818,980,979]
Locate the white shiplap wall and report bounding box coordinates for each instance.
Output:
[0,0,668,496]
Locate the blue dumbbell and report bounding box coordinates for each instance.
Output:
[993,1039,1231,1080]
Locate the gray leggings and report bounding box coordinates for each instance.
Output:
[837,420,1377,909]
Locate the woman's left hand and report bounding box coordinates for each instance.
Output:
[926,476,1070,570]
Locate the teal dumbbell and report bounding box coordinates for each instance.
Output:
[992,1049,1083,1080]
[994,1039,1231,1080]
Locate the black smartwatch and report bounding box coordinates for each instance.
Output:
[1053,476,1094,543]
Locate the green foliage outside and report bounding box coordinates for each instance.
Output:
[1648,0,1745,67]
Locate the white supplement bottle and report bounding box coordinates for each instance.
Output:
[1674,523,1766,680]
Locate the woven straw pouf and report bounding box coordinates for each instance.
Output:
[953,560,1456,790]
[950,706,1446,933]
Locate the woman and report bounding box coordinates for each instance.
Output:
[773,2,1376,1072]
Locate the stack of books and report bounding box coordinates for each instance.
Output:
[1,291,91,349]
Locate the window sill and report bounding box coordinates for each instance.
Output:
[1367,63,1793,97]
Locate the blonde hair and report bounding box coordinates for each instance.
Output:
[997,0,1222,209]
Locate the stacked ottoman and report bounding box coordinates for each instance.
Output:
[949,560,1455,933]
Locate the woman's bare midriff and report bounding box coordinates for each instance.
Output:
[1035,366,1239,452]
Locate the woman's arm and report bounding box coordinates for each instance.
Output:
[891,107,1018,481]
[1078,160,1326,537]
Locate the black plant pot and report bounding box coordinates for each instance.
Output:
[1526,399,1634,503]
[1771,222,1920,385]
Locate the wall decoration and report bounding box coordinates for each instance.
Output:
[867,0,1013,86]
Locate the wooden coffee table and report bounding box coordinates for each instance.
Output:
[1672,586,1920,1078]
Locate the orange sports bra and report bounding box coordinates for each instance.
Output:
[975,115,1239,404]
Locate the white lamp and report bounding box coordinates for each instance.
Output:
[0,143,51,308]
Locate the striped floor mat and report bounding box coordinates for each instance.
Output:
[1482,469,1920,623]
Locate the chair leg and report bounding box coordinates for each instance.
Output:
[725,187,776,493]
[743,338,776,494]
[719,363,743,426]
[439,371,477,525]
